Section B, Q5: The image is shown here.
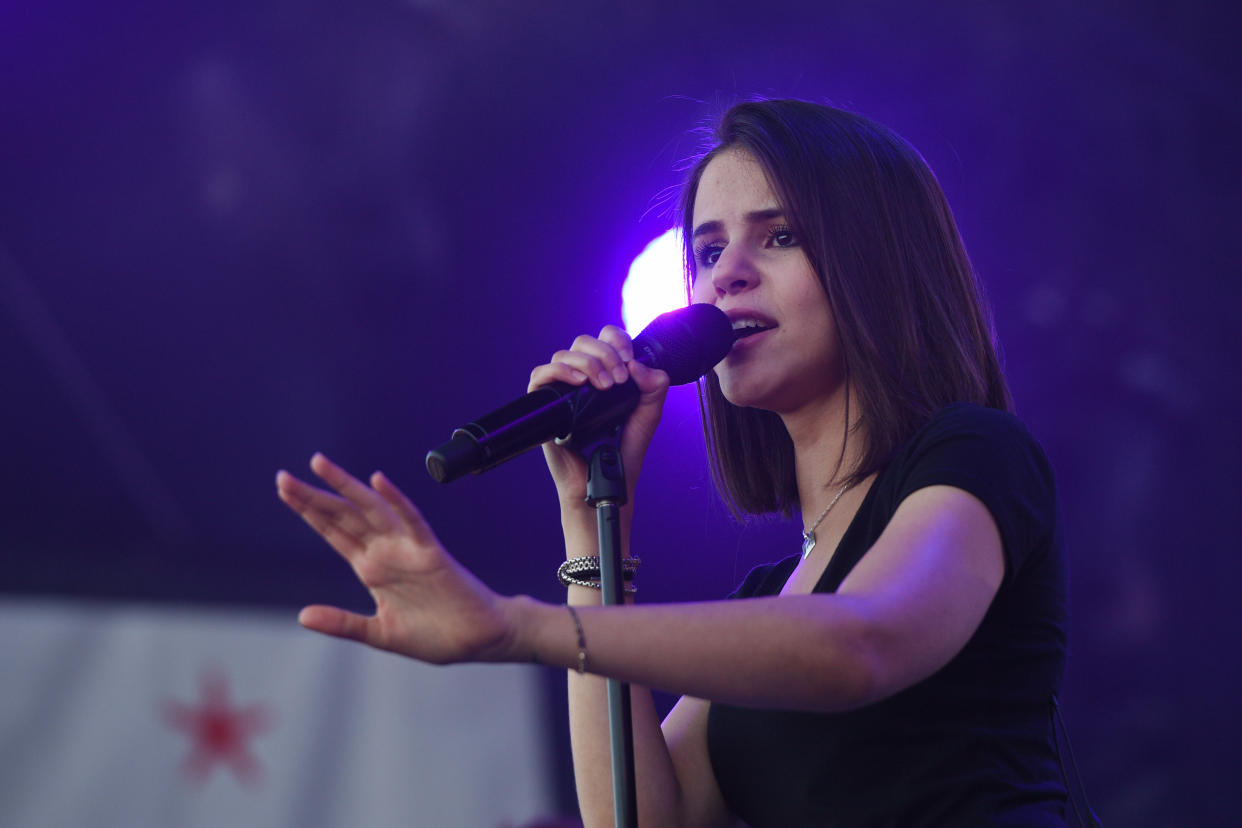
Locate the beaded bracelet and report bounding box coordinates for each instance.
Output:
[557,555,641,593]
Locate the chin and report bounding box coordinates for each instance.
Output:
[716,374,776,411]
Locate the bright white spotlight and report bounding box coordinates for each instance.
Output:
[621,228,688,336]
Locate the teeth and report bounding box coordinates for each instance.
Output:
[731,317,774,340]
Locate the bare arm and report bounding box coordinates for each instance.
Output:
[277,460,1001,825]
[512,485,1004,711]
[278,312,1003,826]
[560,527,690,828]
[509,483,1004,826]
[528,329,701,826]
[276,324,726,827]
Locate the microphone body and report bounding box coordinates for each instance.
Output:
[426,304,734,483]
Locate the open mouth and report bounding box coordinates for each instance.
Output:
[731,319,776,340]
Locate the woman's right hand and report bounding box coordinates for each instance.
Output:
[528,324,671,516]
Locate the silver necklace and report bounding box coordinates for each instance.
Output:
[801,482,852,559]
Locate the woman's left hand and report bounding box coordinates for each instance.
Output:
[276,453,516,664]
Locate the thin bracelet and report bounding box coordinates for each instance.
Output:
[565,604,587,675]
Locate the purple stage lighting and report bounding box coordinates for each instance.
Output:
[621,228,688,336]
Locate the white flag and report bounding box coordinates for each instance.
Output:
[0,598,558,828]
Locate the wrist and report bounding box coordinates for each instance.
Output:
[559,501,596,533]
[500,595,579,671]
[560,503,634,555]
[495,594,541,664]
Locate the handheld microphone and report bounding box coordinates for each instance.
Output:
[425,304,734,483]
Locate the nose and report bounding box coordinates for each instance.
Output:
[705,246,759,299]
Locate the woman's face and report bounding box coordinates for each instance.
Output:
[690,148,843,414]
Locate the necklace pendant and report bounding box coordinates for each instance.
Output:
[801,481,852,561]
[801,531,817,559]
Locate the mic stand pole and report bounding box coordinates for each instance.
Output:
[578,425,637,828]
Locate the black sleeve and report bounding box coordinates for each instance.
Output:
[893,404,1058,585]
[726,555,801,599]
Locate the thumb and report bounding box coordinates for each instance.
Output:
[627,358,670,395]
[299,604,376,645]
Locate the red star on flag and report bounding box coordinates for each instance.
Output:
[162,667,274,786]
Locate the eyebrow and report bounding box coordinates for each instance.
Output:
[691,208,786,239]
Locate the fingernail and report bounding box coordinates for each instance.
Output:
[569,369,588,382]
[612,365,628,383]
[597,372,613,388]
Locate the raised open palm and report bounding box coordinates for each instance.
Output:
[276,453,516,664]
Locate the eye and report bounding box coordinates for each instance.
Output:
[693,241,724,268]
[768,225,798,249]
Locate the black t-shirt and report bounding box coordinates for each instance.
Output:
[706,404,1069,827]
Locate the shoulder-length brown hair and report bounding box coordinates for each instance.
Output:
[678,99,1012,518]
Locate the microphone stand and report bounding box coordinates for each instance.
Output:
[576,424,637,828]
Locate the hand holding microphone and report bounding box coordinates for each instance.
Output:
[425,304,734,484]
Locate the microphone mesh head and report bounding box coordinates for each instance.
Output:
[632,304,734,385]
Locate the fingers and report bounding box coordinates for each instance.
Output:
[598,325,669,395]
[276,469,369,558]
[309,453,399,533]
[528,360,590,393]
[627,358,671,395]
[370,470,439,546]
[298,604,376,645]
[279,457,441,558]
[596,324,634,361]
[527,325,636,393]
[567,328,632,387]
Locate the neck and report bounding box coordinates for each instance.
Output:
[780,388,864,526]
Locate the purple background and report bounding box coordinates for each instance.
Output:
[3,1,1239,822]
